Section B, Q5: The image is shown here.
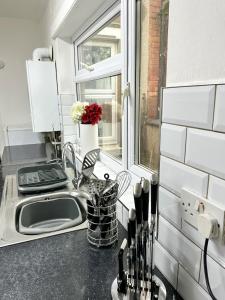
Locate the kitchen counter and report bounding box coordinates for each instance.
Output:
[0,224,182,300]
[0,144,182,300]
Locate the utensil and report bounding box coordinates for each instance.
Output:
[82,148,100,178]
[77,148,100,188]
[116,171,132,199]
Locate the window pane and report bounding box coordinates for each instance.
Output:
[77,75,122,160]
[78,15,121,70]
[136,0,169,171]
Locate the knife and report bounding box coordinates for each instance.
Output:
[117,238,128,295]
[150,174,158,298]
[141,178,150,291]
[133,183,142,293]
[129,208,136,291]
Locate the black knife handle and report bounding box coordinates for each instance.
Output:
[118,239,127,279]
[133,183,142,225]
[127,221,131,248]
[151,175,158,215]
[141,178,150,222]
[129,209,136,240]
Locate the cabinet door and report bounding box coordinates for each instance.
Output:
[26,61,61,132]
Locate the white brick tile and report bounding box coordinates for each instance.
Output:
[208,175,225,207]
[122,206,129,230]
[60,94,74,106]
[158,216,201,280]
[63,116,74,126]
[62,105,72,116]
[178,266,211,300]
[181,219,204,249]
[155,241,179,288]
[161,124,186,162]
[63,135,76,144]
[186,129,225,179]
[116,201,123,225]
[160,156,208,197]
[159,187,181,228]
[162,86,215,129]
[64,125,76,136]
[214,85,225,132]
[200,255,225,300]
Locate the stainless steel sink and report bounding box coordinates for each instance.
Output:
[0,175,90,245]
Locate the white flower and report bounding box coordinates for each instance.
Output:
[71,101,88,124]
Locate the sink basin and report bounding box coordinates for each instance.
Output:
[19,196,83,235]
[0,174,90,245]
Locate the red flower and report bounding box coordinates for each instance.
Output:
[81,102,102,125]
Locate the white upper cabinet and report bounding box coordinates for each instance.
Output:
[26,61,60,132]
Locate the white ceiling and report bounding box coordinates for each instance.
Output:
[0,0,49,21]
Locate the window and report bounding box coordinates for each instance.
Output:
[134,0,169,172]
[77,15,121,71]
[74,0,169,177]
[77,75,122,160]
[74,6,123,164]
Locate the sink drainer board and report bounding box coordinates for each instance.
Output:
[19,197,83,235]
[17,163,68,193]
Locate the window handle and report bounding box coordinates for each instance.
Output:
[122,82,130,114]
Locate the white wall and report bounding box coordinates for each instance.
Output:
[167,0,225,86]
[41,0,75,46]
[0,17,42,128]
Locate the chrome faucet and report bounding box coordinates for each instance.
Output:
[62,142,78,180]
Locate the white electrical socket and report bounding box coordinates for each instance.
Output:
[181,188,225,243]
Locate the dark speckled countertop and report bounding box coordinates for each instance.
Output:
[0,224,182,300]
[0,144,182,300]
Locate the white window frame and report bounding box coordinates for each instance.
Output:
[126,0,155,180]
[74,1,126,172]
[73,0,159,181]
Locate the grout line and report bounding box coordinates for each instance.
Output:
[211,84,217,130]
[198,251,202,283]
[206,174,210,198]
[183,126,188,163]
[162,120,213,133]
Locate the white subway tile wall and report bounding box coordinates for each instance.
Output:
[158,84,225,299]
[162,85,215,129]
[186,129,225,179]
[208,175,225,207]
[60,94,77,144]
[155,241,179,288]
[213,85,225,132]
[160,156,208,197]
[158,216,201,280]
[159,186,181,228]
[178,267,211,300]
[161,124,186,162]
[116,201,123,225]
[199,254,225,300]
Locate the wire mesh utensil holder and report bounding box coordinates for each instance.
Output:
[86,181,118,247]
